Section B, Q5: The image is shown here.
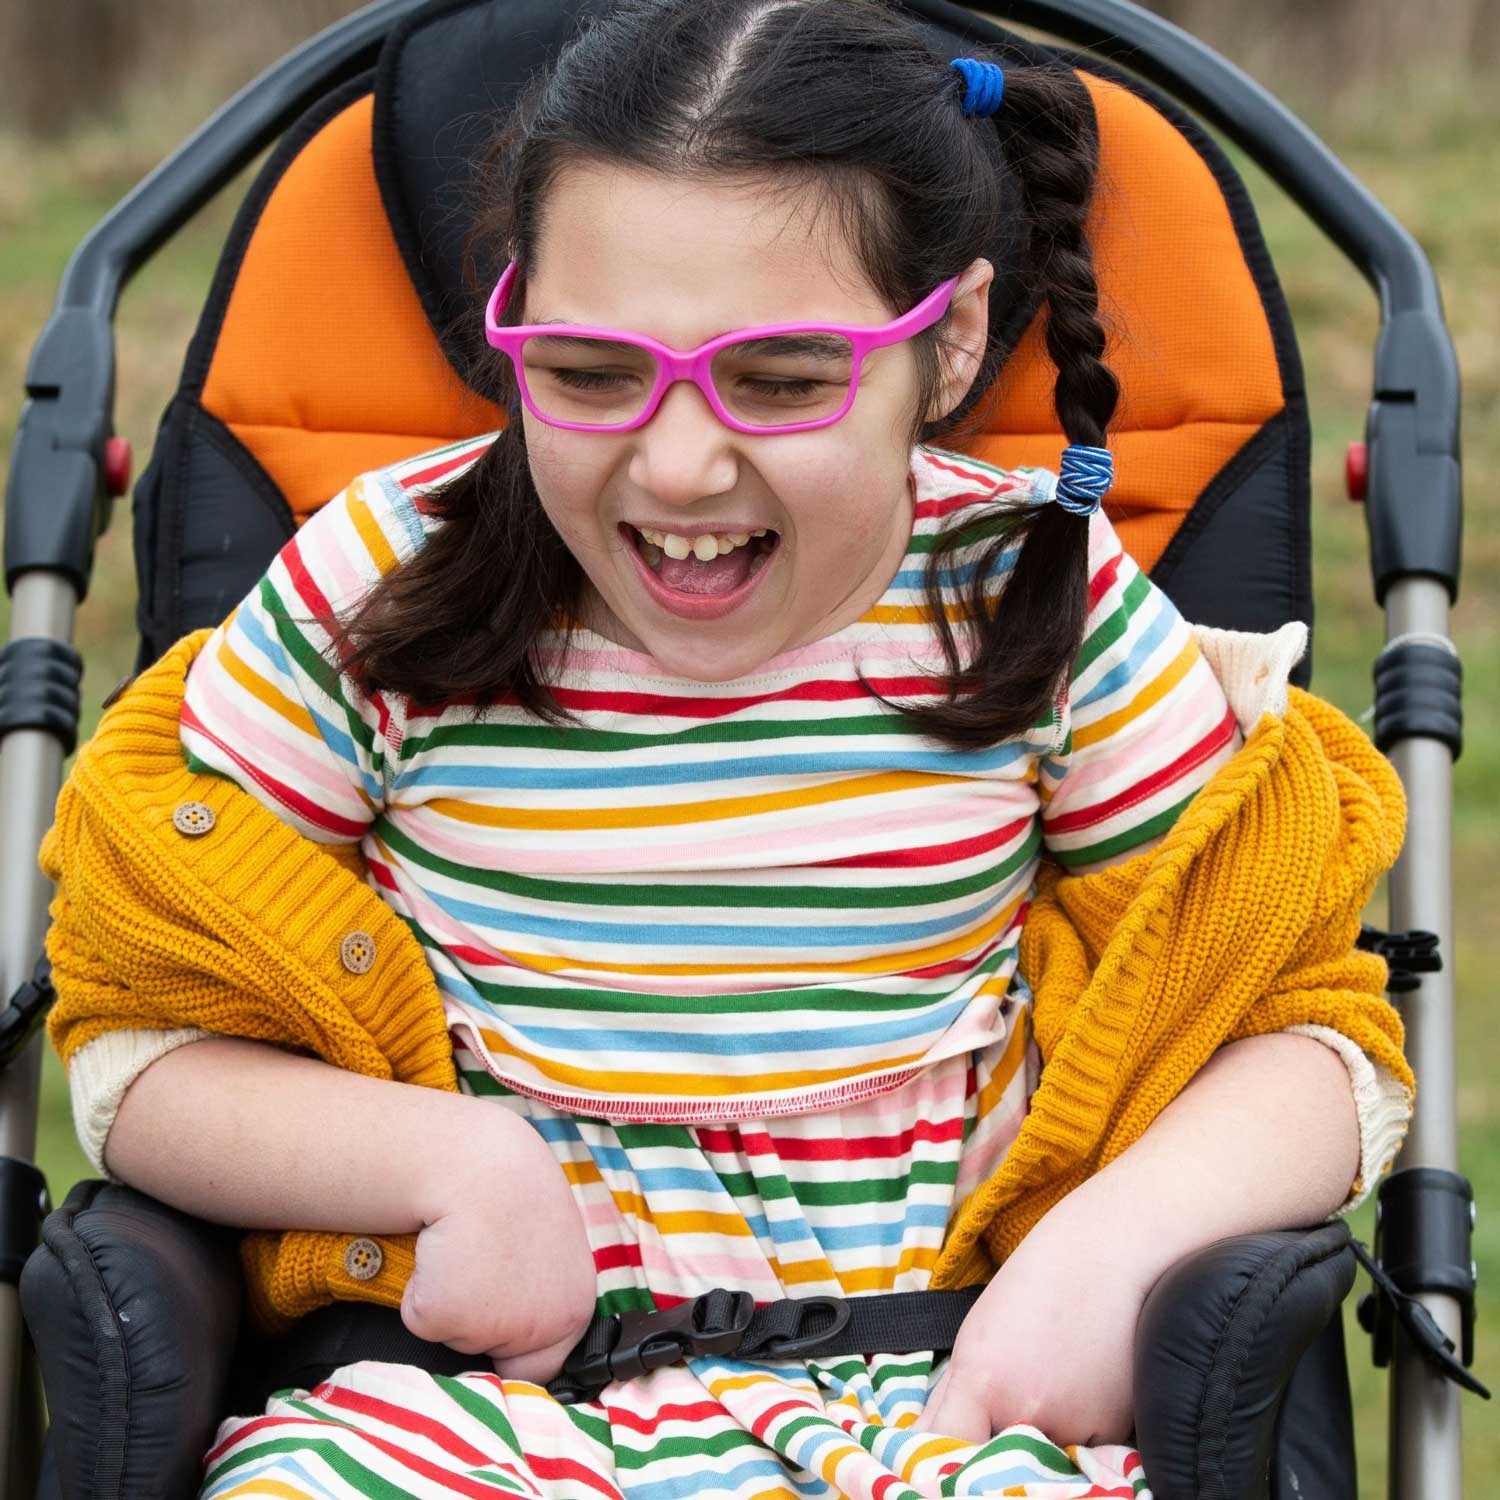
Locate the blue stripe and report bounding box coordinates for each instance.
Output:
[810,1206,949,1250]
[1074,590,1180,709]
[507,993,970,1056]
[234,606,383,800]
[391,742,1030,792]
[376,471,432,556]
[422,885,1009,949]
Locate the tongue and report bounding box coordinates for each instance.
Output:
[656,546,756,596]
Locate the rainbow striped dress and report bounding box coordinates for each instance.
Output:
[182,440,1239,1500]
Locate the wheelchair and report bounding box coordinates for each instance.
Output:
[0,1,1483,1495]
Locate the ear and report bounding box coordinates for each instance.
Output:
[925,257,994,423]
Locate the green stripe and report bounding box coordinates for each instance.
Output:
[613,1425,768,1470]
[430,1373,524,1453]
[1070,567,1150,680]
[374,815,1040,912]
[1052,791,1193,868]
[203,1434,420,1497]
[401,710,908,757]
[420,919,1018,1018]
[261,575,380,761]
[966,1430,1081,1474]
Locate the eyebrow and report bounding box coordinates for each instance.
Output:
[721,334,853,359]
[526,331,649,354]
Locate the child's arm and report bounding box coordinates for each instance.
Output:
[917,1031,1358,1446]
[107,1035,598,1383]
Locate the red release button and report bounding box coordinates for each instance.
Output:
[103,436,132,498]
[1345,440,1368,503]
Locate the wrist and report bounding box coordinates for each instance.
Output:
[411,1098,559,1227]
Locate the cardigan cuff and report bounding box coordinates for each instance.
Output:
[1286,1021,1413,1215]
[67,1024,217,1177]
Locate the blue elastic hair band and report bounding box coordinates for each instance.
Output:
[951,58,1005,117]
[1055,444,1114,516]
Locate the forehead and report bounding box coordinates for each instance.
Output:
[526,162,892,342]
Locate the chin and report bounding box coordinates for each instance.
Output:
[640,631,782,682]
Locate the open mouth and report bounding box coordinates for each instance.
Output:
[621,523,780,599]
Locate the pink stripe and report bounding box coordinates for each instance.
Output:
[190,651,362,809]
[389,794,1009,876]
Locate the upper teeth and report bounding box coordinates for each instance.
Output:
[638,527,768,562]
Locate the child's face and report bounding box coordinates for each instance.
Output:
[520,163,988,679]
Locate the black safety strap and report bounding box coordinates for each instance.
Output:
[551,1286,985,1403]
[253,1286,985,1409]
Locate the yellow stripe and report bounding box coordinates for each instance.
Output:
[863,601,969,626]
[348,483,400,577]
[975,1010,1030,1119]
[899,1434,970,1480]
[493,889,1024,978]
[477,1025,930,1097]
[217,1483,316,1499]
[1071,635,1200,750]
[218,636,318,740]
[409,768,964,832]
[819,1439,870,1486]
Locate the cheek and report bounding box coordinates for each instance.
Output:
[523,430,618,534]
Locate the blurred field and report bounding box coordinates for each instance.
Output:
[1,6,1496,1494]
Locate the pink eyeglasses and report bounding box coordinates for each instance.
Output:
[484,261,960,435]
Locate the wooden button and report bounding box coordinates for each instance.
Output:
[339,931,376,974]
[172,802,215,837]
[342,1237,383,1281]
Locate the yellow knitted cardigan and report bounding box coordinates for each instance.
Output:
[42,629,1413,1331]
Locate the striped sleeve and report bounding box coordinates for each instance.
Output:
[1039,509,1241,869]
[179,467,433,843]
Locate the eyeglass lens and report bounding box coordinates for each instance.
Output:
[519,333,857,428]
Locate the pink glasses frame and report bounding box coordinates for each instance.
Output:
[483,261,961,435]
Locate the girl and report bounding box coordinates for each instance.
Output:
[46,1,1412,1496]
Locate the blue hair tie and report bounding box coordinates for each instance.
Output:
[951,58,1005,117]
[1055,444,1114,515]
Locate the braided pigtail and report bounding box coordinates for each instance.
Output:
[902,58,1119,749]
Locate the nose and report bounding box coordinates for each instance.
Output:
[625,377,740,507]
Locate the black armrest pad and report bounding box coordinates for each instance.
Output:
[1132,1223,1356,1500]
[20,1179,244,1500]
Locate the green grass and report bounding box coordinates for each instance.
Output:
[3,69,1497,1496]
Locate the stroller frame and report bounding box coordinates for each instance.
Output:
[0,0,1471,1495]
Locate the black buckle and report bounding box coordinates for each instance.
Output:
[742,1293,853,1359]
[553,1289,754,1403]
[1355,925,1441,993]
[0,955,53,1070]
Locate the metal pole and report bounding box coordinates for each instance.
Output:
[0,571,78,1500]
[1381,576,1464,1500]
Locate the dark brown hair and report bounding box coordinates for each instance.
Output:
[333,0,1118,746]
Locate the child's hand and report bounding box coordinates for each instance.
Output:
[400,1121,598,1386]
[912,1210,1152,1448]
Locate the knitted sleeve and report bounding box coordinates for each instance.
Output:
[178,465,440,843]
[1039,510,1242,870]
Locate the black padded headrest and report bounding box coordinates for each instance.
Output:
[371,0,1051,387]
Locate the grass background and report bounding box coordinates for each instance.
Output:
[2,6,1495,1493]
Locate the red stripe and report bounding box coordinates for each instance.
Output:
[694,1115,963,1161]
[408,673,949,723]
[318,1385,493,1465]
[593,1242,643,1272]
[180,701,368,839]
[912,490,996,520]
[1087,549,1124,610]
[1044,704,1238,835]
[524,1453,626,1498]
[920,450,1015,488]
[396,438,498,491]
[809,814,1031,869]
[205,1410,533,1499]
[604,1398,726,1434]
